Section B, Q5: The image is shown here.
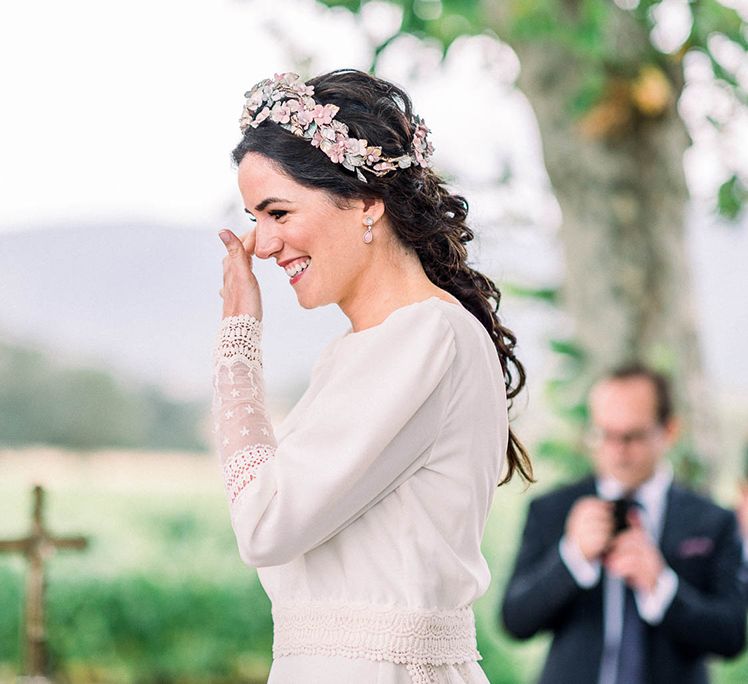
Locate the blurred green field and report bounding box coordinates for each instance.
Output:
[0,448,745,683]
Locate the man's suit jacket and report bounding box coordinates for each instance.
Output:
[501,477,746,684]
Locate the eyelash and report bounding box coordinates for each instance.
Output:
[246,210,287,223]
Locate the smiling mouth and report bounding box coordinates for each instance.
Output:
[283,257,312,281]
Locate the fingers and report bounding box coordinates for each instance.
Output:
[219,228,253,280]
[217,229,262,318]
[566,497,615,561]
[219,229,245,257]
[605,530,664,591]
[609,527,650,552]
[239,228,257,257]
[627,507,643,529]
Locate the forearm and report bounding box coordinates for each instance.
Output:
[213,315,276,464]
[213,314,283,565]
[502,543,584,639]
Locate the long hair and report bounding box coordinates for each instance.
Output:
[232,69,533,485]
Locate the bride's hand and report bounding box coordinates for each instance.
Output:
[219,228,262,320]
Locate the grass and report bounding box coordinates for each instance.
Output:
[0,448,745,683]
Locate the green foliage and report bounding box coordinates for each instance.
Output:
[0,339,208,452]
[718,174,747,220]
[669,441,709,490]
[508,286,554,305]
[548,338,586,363]
[0,566,272,683]
[0,567,21,662]
[536,438,591,479]
[503,283,560,304]
[690,0,747,51]
[507,0,617,63]
[324,0,745,219]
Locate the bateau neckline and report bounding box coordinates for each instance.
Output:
[342,296,465,339]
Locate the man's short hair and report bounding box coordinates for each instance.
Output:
[600,362,673,425]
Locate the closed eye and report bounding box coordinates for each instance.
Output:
[243,208,288,222]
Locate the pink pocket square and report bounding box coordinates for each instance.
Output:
[677,537,714,558]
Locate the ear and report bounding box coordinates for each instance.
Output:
[663,417,680,445]
[360,197,386,223]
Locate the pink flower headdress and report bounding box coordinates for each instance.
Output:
[239,72,434,183]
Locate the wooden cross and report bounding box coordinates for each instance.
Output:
[0,485,88,678]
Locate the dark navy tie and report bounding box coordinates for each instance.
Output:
[616,585,646,683]
[616,495,646,684]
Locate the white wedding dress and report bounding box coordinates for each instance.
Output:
[212,297,508,683]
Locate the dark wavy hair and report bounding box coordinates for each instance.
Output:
[232,69,533,485]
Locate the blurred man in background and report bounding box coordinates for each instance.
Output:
[501,363,746,684]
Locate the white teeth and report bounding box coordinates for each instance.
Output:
[284,258,311,277]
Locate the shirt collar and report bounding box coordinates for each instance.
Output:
[596,460,673,509]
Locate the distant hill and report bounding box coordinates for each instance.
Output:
[0,338,207,451]
[0,213,746,424]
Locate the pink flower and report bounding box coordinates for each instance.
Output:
[239,108,253,132]
[274,72,297,87]
[244,90,264,111]
[296,108,315,127]
[252,106,271,127]
[345,138,368,156]
[410,116,434,167]
[365,146,382,164]
[310,129,324,148]
[313,104,338,125]
[326,141,347,164]
[320,126,337,142]
[270,102,291,124]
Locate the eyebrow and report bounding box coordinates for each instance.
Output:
[248,197,294,213]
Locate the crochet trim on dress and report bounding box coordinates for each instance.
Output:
[214,314,263,371]
[272,600,481,667]
[223,443,275,502]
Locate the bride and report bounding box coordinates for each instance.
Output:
[213,69,533,684]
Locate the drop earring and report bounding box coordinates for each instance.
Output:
[363,216,374,244]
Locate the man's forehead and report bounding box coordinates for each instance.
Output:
[589,377,659,415]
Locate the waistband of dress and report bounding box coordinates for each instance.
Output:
[271,600,481,666]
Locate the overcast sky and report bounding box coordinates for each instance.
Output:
[0,0,746,398]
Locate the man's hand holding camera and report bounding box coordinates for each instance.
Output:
[605,511,664,593]
[566,497,615,562]
[566,497,665,593]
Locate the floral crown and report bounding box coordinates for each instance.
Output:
[239,72,434,183]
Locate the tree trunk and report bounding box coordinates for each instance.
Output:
[511,20,716,470]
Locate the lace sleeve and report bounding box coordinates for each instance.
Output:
[212,314,277,504]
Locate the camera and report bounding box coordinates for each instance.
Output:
[612,498,632,535]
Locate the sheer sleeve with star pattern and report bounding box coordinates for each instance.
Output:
[212,315,276,504]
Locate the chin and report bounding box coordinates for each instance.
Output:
[297,298,316,310]
[615,472,647,489]
[294,288,326,310]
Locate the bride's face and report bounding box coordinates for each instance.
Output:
[237,152,376,310]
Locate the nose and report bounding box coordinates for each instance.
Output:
[253,220,284,260]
